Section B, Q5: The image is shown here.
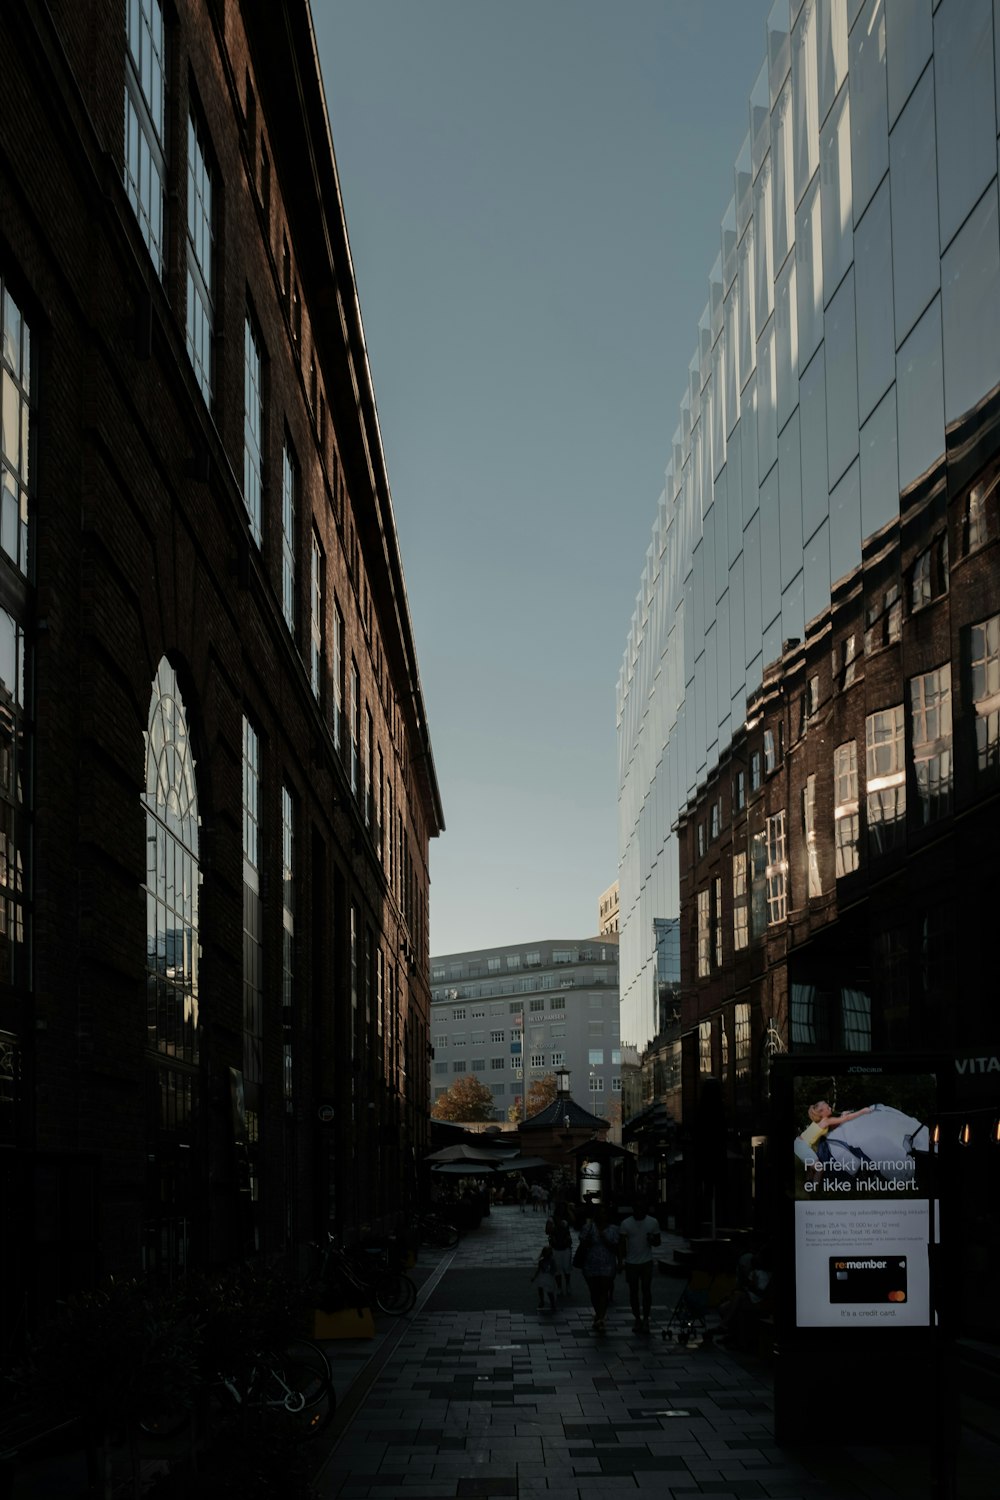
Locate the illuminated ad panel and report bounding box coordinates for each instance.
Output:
[789,1068,936,1330]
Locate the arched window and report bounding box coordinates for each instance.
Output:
[143,659,200,1072]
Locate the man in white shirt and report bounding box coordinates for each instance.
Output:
[617,1197,661,1333]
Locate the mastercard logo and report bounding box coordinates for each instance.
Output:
[887,1290,906,1302]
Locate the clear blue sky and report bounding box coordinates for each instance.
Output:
[313,1,773,956]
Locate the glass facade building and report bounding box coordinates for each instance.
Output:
[618,0,1000,1052]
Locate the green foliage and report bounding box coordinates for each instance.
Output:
[431,1073,496,1121]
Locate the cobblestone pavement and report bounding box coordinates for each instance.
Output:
[313,1205,996,1500]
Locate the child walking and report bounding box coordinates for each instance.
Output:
[531,1244,557,1313]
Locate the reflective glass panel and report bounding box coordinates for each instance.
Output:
[885,0,932,126]
[849,0,889,222]
[824,269,859,487]
[738,225,756,389]
[769,0,793,106]
[933,0,995,252]
[760,465,781,623]
[776,252,799,429]
[752,60,772,176]
[854,177,895,422]
[754,157,776,335]
[744,509,763,661]
[757,319,778,479]
[829,456,861,586]
[940,183,1000,426]
[796,171,824,366]
[793,0,820,204]
[818,0,849,122]
[896,295,945,489]
[783,567,806,646]
[772,79,796,270]
[779,410,804,588]
[860,386,900,540]
[821,82,853,297]
[736,134,754,237]
[804,515,831,623]
[889,66,939,344]
[742,374,760,523]
[800,344,830,541]
[729,555,746,692]
[728,425,744,562]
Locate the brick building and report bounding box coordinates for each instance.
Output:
[0,0,443,1331]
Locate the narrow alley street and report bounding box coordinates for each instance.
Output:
[312,1206,998,1499]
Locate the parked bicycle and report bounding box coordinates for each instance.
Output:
[308,1233,417,1316]
[141,1339,333,1442]
[412,1211,460,1249]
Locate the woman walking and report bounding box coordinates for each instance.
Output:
[576,1206,620,1332]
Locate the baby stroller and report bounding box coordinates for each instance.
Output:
[661,1266,737,1346]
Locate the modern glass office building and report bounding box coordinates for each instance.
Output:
[618,0,1000,1053]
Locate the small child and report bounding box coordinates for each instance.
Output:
[531,1244,557,1312]
[800,1099,871,1150]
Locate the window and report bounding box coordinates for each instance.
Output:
[470,1030,484,1045]
[865,584,902,654]
[508,1001,523,1014]
[530,1052,545,1068]
[471,1058,485,1071]
[833,741,860,876]
[910,666,952,823]
[550,1022,566,1039]
[490,1029,504,1043]
[243,315,263,545]
[710,800,721,841]
[506,953,521,970]
[697,888,710,977]
[281,785,294,1110]
[435,1034,447,1048]
[529,998,544,1012]
[350,661,360,796]
[803,774,821,897]
[699,1019,712,1074]
[750,830,767,939]
[186,111,214,403]
[242,715,262,1085]
[452,1007,466,1021]
[733,769,746,811]
[735,1002,751,1077]
[733,852,749,951]
[525,950,541,966]
[764,727,781,774]
[124,0,166,276]
[910,533,948,611]
[589,1075,605,1092]
[750,750,762,791]
[1,282,31,577]
[549,995,565,1010]
[866,705,906,854]
[696,823,706,858]
[552,949,576,963]
[281,443,296,633]
[332,600,344,750]
[364,706,374,825]
[309,531,324,700]
[452,1061,464,1073]
[490,1056,505,1070]
[588,1049,604,1065]
[838,634,858,690]
[487,957,501,973]
[960,469,1000,556]
[970,614,1000,775]
[551,1050,565,1067]
[766,811,787,924]
[713,876,723,967]
[612,1077,623,1093]
[143,661,200,1074]
[433,1061,447,1076]
[611,1048,621,1065]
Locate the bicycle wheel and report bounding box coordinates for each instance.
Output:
[373,1271,417,1315]
[284,1336,333,1404]
[271,1356,335,1439]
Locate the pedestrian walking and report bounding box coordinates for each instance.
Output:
[545,1204,574,1294]
[530,1181,546,1213]
[516,1175,529,1213]
[576,1206,620,1332]
[530,1243,558,1313]
[618,1196,661,1332]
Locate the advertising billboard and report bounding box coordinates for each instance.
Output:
[772,1057,938,1333]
